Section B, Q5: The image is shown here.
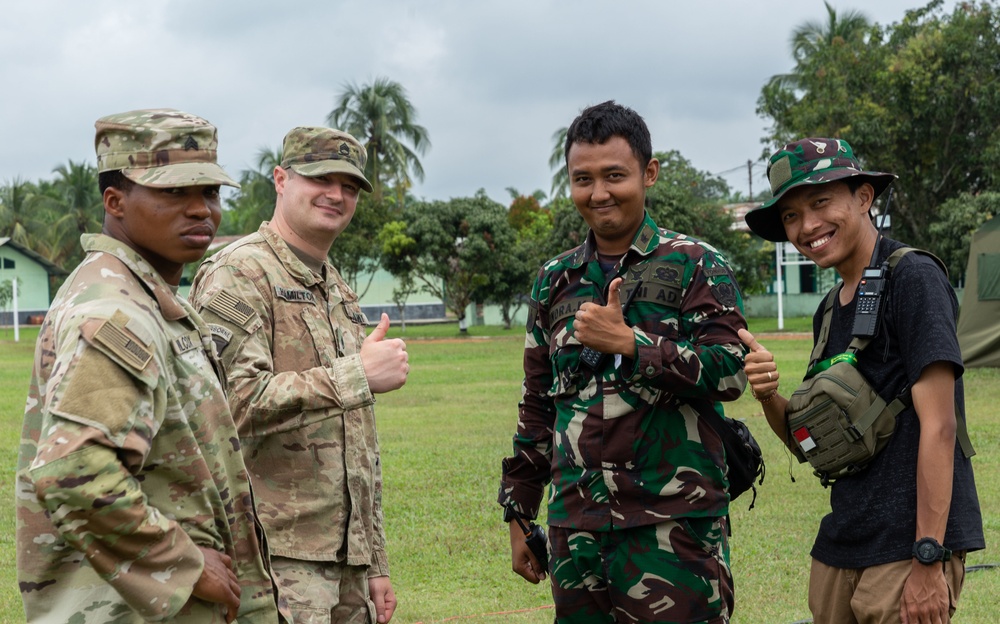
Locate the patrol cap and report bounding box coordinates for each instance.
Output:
[280,126,373,193]
[95,108,239,189]
[745,138,896,242]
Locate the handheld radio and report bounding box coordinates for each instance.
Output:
[579,279,644,370]
[504,502,548,572]
[851,188,894,338]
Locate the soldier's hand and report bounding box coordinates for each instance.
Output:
[509,522,546,584]
[573,277,634,356]
[738,328,779,399]
[361,313,409,393]
[192,546,241,623]
[368,575,397,623]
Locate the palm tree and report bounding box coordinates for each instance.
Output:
[791,2,871,63]
[548,127,569,198]
[327,77,430,203]
[0,178,38,246]
[764,2,871,93]
[222,146,282,235]
[51,160,102,235]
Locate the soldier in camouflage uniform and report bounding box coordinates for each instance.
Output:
[16,109,286,623]
[189,126,408,624]
[499,101,748,624]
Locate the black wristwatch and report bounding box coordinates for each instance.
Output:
[912,537,952,564]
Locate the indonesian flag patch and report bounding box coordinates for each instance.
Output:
[794,427,817,452]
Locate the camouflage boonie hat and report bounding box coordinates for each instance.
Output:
[280,127,373,193]
[95,108,239,189]
[745,138,896,242]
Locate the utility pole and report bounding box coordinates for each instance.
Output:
[747,159,753,201]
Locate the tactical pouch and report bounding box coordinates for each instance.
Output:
[785,360,904,485]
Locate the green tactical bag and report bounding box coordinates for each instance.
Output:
[784,248,974,486]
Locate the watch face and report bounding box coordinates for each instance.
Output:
[917,541,937,560]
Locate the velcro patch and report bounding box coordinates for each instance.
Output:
[549,296,590,325]
[703,266,729,277]
[711,282,738,307]
[170,330,201,355]
[205,290,257,327]
[94,318,153,371]
[275,286,315,303]
[208,323,233,356]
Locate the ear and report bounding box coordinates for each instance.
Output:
[103,187,126,219]
[274,166,289,194]
[855,182,875,213]
[644,157,660,188]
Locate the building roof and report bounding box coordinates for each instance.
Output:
[0,237,70,276]
[723,202,758,233]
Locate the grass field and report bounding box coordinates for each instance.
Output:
[1,321,996,623]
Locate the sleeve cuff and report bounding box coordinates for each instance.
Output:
[367,548,390,578]
[329,353,374,411]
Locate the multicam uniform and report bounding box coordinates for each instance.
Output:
[16,234,281,623]
[499,213,748,623]
[190,223,387,621]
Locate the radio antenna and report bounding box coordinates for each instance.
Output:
[868,186,894,268]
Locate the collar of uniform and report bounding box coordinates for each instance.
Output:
[258,222,326,287]
[565,211,661,268]
[81,233,188,321]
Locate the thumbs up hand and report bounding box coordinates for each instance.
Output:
[361,313,409,393]
[738,328,779,400]
[573,278,635,357]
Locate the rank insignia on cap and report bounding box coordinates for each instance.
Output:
[793,426,817,452]
[183,135,199,150]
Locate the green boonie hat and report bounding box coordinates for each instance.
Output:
[280,126,373,193]
[745,138,896,242]
[95,109,239,189]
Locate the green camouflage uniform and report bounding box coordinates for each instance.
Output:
[189,223,388,592]
[17,234,281,623]
[499,213,747,622]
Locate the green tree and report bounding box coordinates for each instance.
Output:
[928,192,1000,282]
[384,191,507,331]
[221,147,281,236]
[758,1,1000,275]
[0,178,39,246]
[50,160,102,236]
[327,77,430,203]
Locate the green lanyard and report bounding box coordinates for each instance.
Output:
[804,352,858,380]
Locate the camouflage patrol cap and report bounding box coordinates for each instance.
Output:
[745,138,896,242]
[94,108,239,189]
[280,126,373,193]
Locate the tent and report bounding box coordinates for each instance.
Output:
[957,216,1000,368]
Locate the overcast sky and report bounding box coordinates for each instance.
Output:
[0,0,957,206]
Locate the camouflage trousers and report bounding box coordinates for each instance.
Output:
[271,556,375,624]
[549,517,733,624]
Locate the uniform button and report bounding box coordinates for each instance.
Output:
[644,365,656,376]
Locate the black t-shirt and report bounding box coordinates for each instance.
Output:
[809,238,985,568]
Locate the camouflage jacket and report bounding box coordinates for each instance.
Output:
[190,223,388,576]
[16,234,282,623]
[499,213,748,531]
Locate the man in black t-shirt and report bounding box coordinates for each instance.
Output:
[738,138,984,623]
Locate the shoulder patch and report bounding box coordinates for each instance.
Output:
[703,266,729,277]
[93,316,153,371]
[274,286,316,303]
[208,323,233,356]
[711,282,738,307]
[204,289,257,328]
